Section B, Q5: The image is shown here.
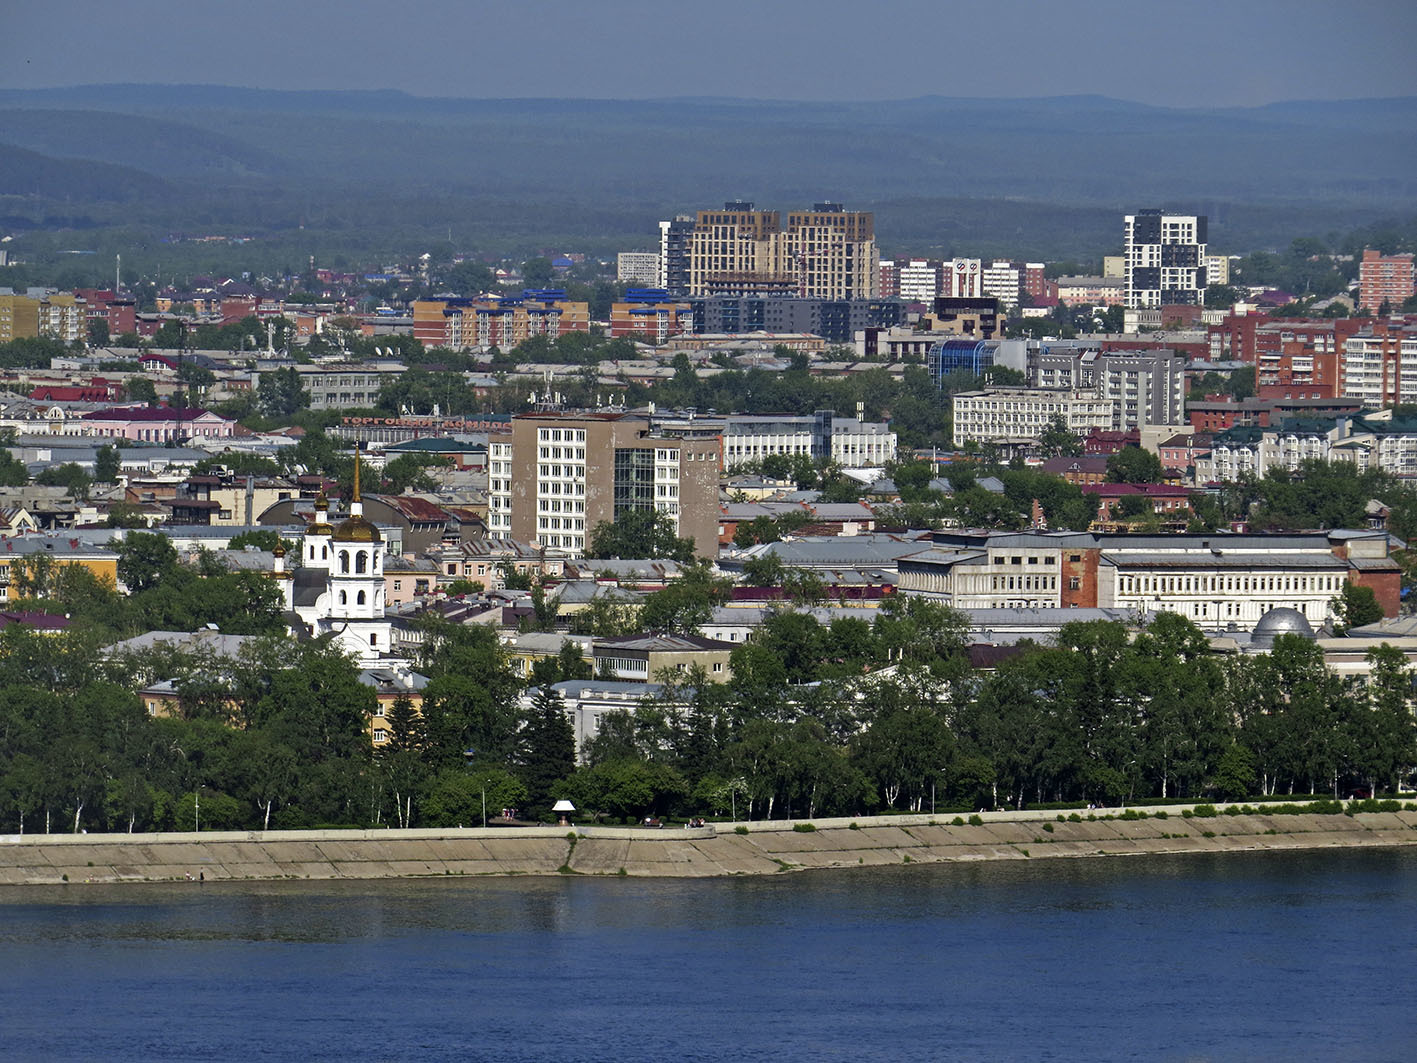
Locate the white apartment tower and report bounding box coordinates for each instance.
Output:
[1124,210,1208,309]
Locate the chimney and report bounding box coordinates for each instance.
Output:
[1030,499,1047,530]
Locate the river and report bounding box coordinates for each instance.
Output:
[1,849,1414,1061]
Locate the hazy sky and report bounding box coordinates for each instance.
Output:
[4,0,1416,108]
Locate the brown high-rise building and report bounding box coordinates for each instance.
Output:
[686,200,877,300]
[486,412,721,558]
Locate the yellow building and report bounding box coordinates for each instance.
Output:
[0,538,120,603]
[0,292,86,343]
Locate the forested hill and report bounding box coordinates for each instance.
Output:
[1,86,1415,258]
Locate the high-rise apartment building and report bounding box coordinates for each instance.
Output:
[1124,210,1208,309]
[486,412,720,558]
[1021,263,1048,303]
[1358,249,1416,312]
[878,260,900,298]
[686,201,877,300]
[779,202,877,300]
[687,201,781,297]
[657,216,695,295]
[980,261,1022,307]
[898,260,941,303]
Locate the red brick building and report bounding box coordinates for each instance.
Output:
[1358,249,1415,312]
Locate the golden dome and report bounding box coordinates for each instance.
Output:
[332,516,382,543]
[307,490,334,536]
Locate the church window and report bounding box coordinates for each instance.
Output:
[355,551,367,574]
[357,591,366,605]
[340,551,350,574]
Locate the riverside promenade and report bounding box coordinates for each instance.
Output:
[4,804,1417,886]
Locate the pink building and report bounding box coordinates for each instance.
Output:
[80,406,236,442]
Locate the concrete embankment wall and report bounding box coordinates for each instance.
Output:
[3,808,1417,886]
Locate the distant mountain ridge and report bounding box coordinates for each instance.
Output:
[0,84,1413,258]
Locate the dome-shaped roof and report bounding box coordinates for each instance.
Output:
[332,514,382,543]
[1252,607,1314,647]
[307,490,334,536]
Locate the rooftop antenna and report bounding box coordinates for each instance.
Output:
[115,253,121,295]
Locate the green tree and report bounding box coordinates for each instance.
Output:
[521,257,556,288]
[1351,645,1417,794]
[383,695,426,754]
[1333,582,1384,633]
[125,377,158,405]
[1037,413,1084,458]
[0,448,28,487]
[422,767,527,827]
[36,463,92,500]
[1212,743,1258,801]
[94,444,121,484]
[638,564,730,635]
[1204,284,1242,309]
[443,260,499,295]
[741,552,786,587]
[587,509,696,562]
[257,367,309,418]
[115,532,179,593]
[1106,446,1164,484]
[517,687,576,811]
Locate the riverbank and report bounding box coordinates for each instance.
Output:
[4,804,1417,885]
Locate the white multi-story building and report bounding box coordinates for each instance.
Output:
[721,412,896,469]
[1124,210,1208,309]
[488,412,720,559]
[1341,331,1417,407]
[617,252,661,286]
[1101,537,1348,631]
[897,530,1382,633]
[487,440,514,536]
[280,362,407,411]
[897,538,1071,609]
[898,260,940,303]
[951,388,1116,448]
[1198,413,1417,484]
[980,260,1022,307]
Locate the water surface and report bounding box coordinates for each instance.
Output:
[2,850,1413,1061]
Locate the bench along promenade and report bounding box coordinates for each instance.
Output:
[4,803,1417,885]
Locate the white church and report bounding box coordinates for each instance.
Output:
[272,461,392,666]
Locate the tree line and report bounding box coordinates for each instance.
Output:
[3,588,1413,833]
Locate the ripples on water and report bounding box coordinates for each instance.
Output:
[2,850,1414,1061]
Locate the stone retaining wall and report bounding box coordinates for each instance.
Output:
[4,809,1416,886]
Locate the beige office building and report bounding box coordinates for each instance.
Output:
[486,412,721,558]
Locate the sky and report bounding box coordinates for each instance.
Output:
[3,0,1416,109]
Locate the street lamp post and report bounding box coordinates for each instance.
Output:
[464,749,485,828]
